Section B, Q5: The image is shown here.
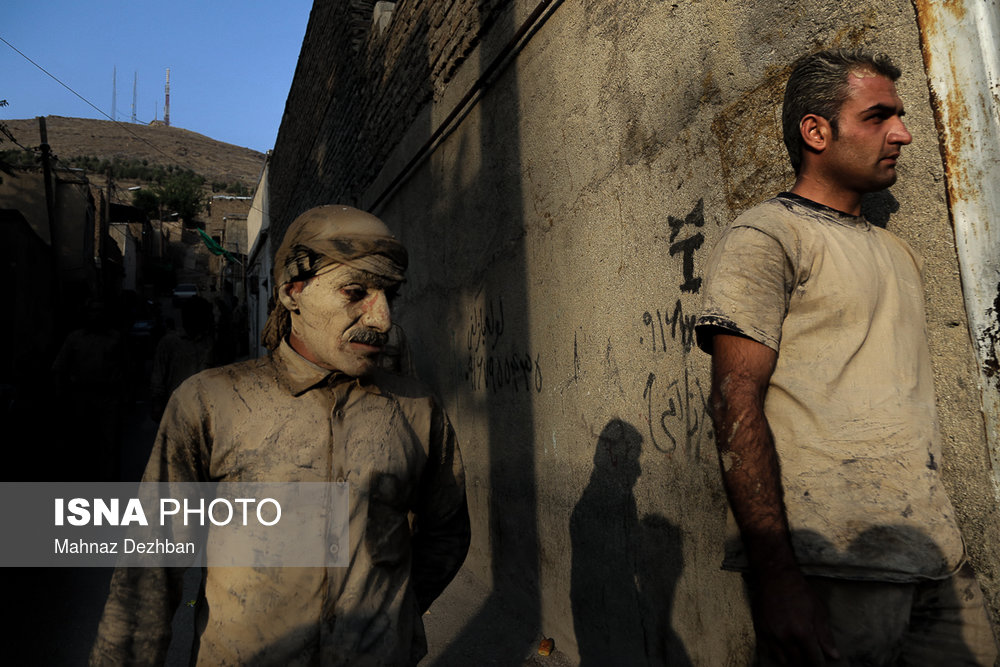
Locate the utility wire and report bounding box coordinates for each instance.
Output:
[0,35,114,124]
[0,34,264,220]
[1,35,191,171]
[0,124,37,154]
[1,99,35,154]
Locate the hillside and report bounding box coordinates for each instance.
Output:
[2,116,265,187]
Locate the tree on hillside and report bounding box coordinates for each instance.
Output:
[154,172,206,223]
[132,188,161,219]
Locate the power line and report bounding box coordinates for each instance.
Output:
[0,122,36,155]
[0,34,182,169]
[0,35,265,217]
[0,35,114,123]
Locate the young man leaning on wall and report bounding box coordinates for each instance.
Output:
[695,49,998,666]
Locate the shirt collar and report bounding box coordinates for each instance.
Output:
[275,339,383,397]
[777,192,871,230]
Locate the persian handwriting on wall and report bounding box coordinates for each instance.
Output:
[467,296,505,353]
[638,199,711,455]
[643,369,710,457]
[639,201,706,355]
[640,302,698,354]
[465,296,542,394]
[467,352,542,393]
[638,301,711,456]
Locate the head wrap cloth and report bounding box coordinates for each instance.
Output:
[262,205,408,351]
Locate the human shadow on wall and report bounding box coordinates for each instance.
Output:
[860,189,899,229]
[636,515,694,665]
[570,419,692,666]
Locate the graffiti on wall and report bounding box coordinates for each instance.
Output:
[465,296,543,394]
[668,198,705,294]
[640,302,698,354]
[639,199,711,457]
[642,369,710,457]
[456,201,711,446]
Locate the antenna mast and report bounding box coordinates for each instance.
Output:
[112,66,117,121]
[164,68,171,127]
[131,72,137,123]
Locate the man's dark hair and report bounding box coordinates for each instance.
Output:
[782,48,901,173]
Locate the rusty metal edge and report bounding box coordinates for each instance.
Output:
[913,0,1000,500]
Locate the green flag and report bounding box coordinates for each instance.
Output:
[196,228,240,265]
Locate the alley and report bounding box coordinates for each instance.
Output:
[6,378,573,667]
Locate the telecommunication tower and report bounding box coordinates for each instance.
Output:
[164,68,171,127]
[131,72,138,123]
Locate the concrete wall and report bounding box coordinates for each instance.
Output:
[246,158,272,359]
[0,210,57,384]
[109,223,139,291]
[0,166,97,298]
[0,169,51,243]
[270,1,1000,662]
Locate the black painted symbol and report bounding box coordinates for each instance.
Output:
[667,199,705,294]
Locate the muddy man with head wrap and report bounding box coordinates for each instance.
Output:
[92,205,471,667]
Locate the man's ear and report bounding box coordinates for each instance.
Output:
[278,282,303,313]
[800,114,831,153]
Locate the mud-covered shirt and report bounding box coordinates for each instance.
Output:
[91,340,470,666]
[695,193,965,582]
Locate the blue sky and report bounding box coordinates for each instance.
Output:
[1,0,314,153]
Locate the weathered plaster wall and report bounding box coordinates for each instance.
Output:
[270,0,999,662]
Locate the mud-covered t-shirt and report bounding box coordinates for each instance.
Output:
[695,193,965,582]
[91,341,470,666]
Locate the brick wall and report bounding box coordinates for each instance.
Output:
[269,0,511,238]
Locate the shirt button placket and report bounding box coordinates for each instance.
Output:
[329,387,349,569]
[320,384,346,644]
[332,405,346,484]
[322,384,350,642]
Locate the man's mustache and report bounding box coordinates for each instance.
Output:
[348,328,388,347]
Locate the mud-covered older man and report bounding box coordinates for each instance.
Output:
[91,205,470,666]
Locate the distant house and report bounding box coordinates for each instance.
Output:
[0,164,105,403]
[0,165,99,312]
[204,195,252,299]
